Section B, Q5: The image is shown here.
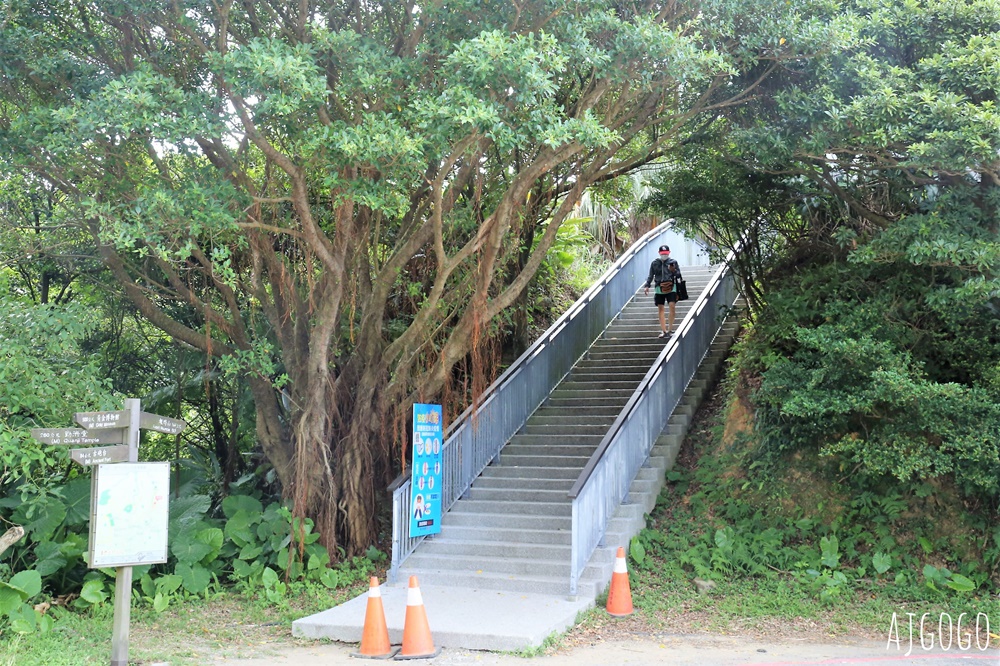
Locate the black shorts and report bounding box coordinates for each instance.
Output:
[654,292,678,305]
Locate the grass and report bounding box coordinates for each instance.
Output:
[1,580,368,666]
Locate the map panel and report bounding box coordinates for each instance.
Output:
[89,463,170,568]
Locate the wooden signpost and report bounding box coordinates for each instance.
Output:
[31,398,186,666]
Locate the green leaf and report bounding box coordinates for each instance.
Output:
[9,603,37,633]
[153,592,169,612]
[168,495,211,533]
[79,579,107,605]
[24,497,67,542]
[8,570,42,599]
[176,563,212,594]
[320,568,339,589]
[195,527,224,557]
[231,559,254,579]
[872,552,891,575]
[261,566,279,588]
[32,541,68,577]
[222,495,263,518]
[820,536,840,568]
[38,613,54,633]
[171,532,213,564]
[629,537,646,567]
[944,573,976,593]
[61,477,92,526]
[140,574,155,598]
[224,511,256,546]
[154,574,183,596]
[0,585,23,616]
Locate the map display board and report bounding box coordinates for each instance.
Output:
[409,403,443,537]
[89,463,170,568]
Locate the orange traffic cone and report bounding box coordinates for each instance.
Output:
[606,546,634,616]
[396,576,440,659]
[351,577,398,659]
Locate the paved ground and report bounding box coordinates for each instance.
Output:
[292,584,593,651]
[208,633,1000,666]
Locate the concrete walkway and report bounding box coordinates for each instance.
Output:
[215,633,1000,665]
[292,582,592,651]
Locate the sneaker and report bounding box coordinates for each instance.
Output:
[657,331,668,338]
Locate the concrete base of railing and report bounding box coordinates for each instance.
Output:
[573,300,745,597]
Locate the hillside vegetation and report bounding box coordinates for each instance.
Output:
[645,0,1000,597]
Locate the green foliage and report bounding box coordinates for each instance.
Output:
[0,569,53,634]
[633,440,998,611]
[645,0,1000,526]
[0,298,115,479]
[1,0,860,559]
[745,259,1000,500]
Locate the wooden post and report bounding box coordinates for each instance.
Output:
[109,398,140,666]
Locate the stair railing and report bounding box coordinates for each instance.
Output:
[567,247,740,596]
[389,221,680,582]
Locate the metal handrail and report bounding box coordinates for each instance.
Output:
[389,221,680,582]
[568,247,740,595]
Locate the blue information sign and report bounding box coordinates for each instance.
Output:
[409,403,443,537]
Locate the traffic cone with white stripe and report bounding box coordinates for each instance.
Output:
[351,577,398,659]
[606,546,634,617]
[397,576,440,659]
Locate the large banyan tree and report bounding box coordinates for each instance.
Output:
[0,0,849,554]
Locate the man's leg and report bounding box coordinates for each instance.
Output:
[657,304,666,333]
[667,300,676,333]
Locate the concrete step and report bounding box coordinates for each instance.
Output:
[532,405,623,417]
[437,525,572,545]
[402,552,608,580]
[521,424,609,436]
[548,388,635,399]
[473,476,574,491]
[464,487,574,503]
[555,380,641,391]
[524,414,614,427]
[592,337,676,348]
[543,393,632,408]
[413,538,571,560]
[570,361,652,372]
[496,454,590,468]
[479,466,582,480]
[448,499,572,517]
[507,434,603,446]
[391,568,595,598]
[442,511,570,530]
[585,350,666,361]
[496,443,596,458]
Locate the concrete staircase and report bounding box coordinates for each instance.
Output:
[396,267,741,599]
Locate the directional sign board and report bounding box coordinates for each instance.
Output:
[75,410,130,430]
[70,446,130,466]
[30,428,123,446]
[139,412,186,435]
